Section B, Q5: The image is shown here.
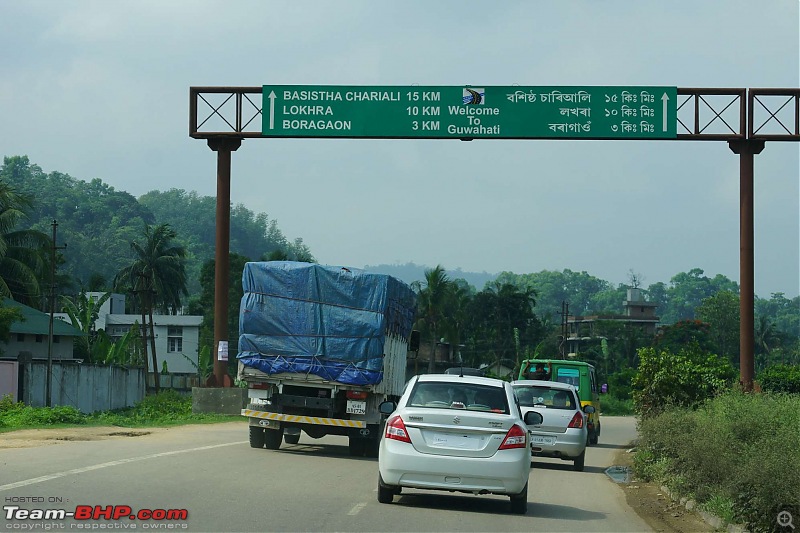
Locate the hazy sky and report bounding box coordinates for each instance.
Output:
[2,1,798,297]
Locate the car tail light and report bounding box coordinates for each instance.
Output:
[567,412,584,429]
[346,390,368,400]
[499,424,528,450]
[385,415,412,443]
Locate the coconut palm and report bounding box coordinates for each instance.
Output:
[0,181,50,306]
[115,223,188,392]
[412,265,453,373]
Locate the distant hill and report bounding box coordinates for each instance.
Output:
[363,262,497,290]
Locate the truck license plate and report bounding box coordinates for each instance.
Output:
[346,400,366,415]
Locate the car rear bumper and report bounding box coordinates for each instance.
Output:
[378,439,530,495]
[529,429,587,459]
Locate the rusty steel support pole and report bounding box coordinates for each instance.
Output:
[207,137,241,387]
[728,139,765,391]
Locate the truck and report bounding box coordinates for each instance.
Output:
[237,261,417,457]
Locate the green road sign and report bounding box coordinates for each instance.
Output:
[261,85,677,140]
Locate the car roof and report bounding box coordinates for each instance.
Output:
[416,373,508,388]
[512,379,577,392]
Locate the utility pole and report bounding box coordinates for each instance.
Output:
[557,301,570,359]
[46,220,66,408]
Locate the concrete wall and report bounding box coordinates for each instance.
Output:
[20,361,145,413]
[0,360,18,401]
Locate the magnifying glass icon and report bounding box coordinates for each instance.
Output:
[778,510,795,530]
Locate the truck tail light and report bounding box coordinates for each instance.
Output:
[567,412,584,429]
[499,424,528,450]
[347,391,368,400]
[385,415,411,443]
[251,383,269,390]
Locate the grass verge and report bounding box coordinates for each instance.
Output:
[633,390,800,532]
[0,390,237,432]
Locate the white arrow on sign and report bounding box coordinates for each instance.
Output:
[268,91,277,130]
[661,93,670,132]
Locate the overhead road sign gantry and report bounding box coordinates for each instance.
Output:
[262,85,677,140]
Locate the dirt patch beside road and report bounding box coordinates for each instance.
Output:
[0,426,164,448]
[613,445,715,533]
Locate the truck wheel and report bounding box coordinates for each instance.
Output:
[348,437,366,457]
[590,428,599,445]
[509,483,528,514]
[377,475,395,504]
[249,426,265,449]
[284,433,300,445]
[264,428,283,450]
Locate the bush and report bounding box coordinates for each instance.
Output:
[634,391,800,532]
[758,364,800,394]
[632,343,736,418]
[599,394,634,415]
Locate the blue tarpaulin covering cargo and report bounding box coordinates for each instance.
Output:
[237,262,416,386]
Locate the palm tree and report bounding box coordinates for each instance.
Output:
[411,265,452,373]
[0,181,50,306]
[115,223,188,392]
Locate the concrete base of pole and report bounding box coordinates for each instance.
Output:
[191,387,247,415]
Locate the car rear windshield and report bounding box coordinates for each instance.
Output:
[409,382,509,414]
[514,386,577,410]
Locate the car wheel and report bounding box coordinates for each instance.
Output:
[264,427,283,450]
[377,475,395,504]
[573,450,586,472]
[284,433,300,445]
[509,483,528,514]
[248,426,265,449]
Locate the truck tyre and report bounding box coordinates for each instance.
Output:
[284,433,300,445]
[377,475,395,504]
[348,437,366,457]
[573,450,586,472]
[509,483,528,514]
[264,428,283,450]
[249,426,265,449]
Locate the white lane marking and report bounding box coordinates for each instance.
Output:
[0,441,248,491]
[347,502,368,516]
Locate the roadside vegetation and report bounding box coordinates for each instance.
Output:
[0,390,237,432]
[632,357,800,532]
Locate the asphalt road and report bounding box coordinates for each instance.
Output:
[0,416,650,532]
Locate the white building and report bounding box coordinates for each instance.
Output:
[88,292,202,374]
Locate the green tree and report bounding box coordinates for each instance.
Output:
[0,180,50,306]
[60,291,111,362]
[696,290,740,367]
[633,344,737,418]
[115,223,188,392]
[412,265,453,373]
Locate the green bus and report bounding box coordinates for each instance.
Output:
[518,359,603,444]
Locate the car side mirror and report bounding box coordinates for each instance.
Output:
[379,401,396,415]
[523,411,543,426]
[601,383,609,394]
[583,405,595,414]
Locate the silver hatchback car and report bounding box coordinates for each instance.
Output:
[512,380,595,471]
[377,374,543,514]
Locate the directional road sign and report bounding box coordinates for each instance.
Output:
[261,85,677,140]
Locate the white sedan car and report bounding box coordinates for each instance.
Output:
[512,380,595,471]
[377,374,543,514]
